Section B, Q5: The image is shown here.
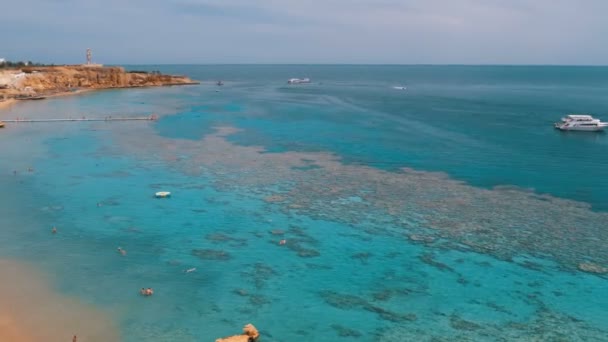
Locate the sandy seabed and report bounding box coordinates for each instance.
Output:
[0,259,120,342]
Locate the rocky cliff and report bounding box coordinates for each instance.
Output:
[0,66,198,99]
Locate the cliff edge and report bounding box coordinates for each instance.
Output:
[0,65,198,99]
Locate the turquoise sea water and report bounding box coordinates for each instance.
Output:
[1,65,608,341]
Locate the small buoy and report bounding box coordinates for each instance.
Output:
[155,191,171,198]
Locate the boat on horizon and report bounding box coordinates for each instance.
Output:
[287,78,311,84]
[554,114,608,132]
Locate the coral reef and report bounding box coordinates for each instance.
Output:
[191,249,231,261]
[331,324,363,338]
[577,262,608,274]
[320,290,417,323]
[113,126,608,276]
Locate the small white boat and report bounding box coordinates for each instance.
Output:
[554,114,608,132]
[287,78,311,84]
[393,86,407,90]
[155,191,171,198]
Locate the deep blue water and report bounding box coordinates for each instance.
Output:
[1,65,607,341]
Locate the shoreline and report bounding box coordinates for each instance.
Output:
[0,98,16,111]
[0,65,200,117]
[0,82,198,117]
[0,90,95,117]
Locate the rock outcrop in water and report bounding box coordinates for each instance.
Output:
[0,66,198,99]
[215,323,260,342]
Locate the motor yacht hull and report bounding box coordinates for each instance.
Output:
[555,123,605,131]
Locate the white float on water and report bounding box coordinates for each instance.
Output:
[155,191,171,198]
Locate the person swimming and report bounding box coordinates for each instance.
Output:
[140,288,154,296]
[279,239,287,245]
[51,227,57,234]
[117,247,127,256]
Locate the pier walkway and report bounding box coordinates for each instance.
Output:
[1,115,158,123]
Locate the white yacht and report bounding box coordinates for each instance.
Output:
[287,78,311,84]
[554,114,608,131]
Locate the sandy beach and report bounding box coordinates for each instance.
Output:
[0,259,120,342]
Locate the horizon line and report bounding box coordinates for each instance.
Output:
[112,63,608,67]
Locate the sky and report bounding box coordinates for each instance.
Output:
[1,0,607,64]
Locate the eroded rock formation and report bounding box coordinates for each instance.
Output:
[0,66,198,99]
[216,323,260,342]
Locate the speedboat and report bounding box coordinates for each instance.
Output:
[393,86,407,90]
[155,191,171,198]
[287,78,311,84]
[554,114,608,132]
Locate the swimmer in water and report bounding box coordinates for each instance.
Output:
[51,227,57,234]
[279,239,287,245]
[146,288,154,296]
[117,247,127,256]
[140,288,146,296]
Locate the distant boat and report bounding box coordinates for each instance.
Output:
[393,86,407,90]
[155,191,171,198]
[287,78,311,84]
[216,80,224,86]
[554,114,608,132]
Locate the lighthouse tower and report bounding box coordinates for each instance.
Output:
[83,48,103,67]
